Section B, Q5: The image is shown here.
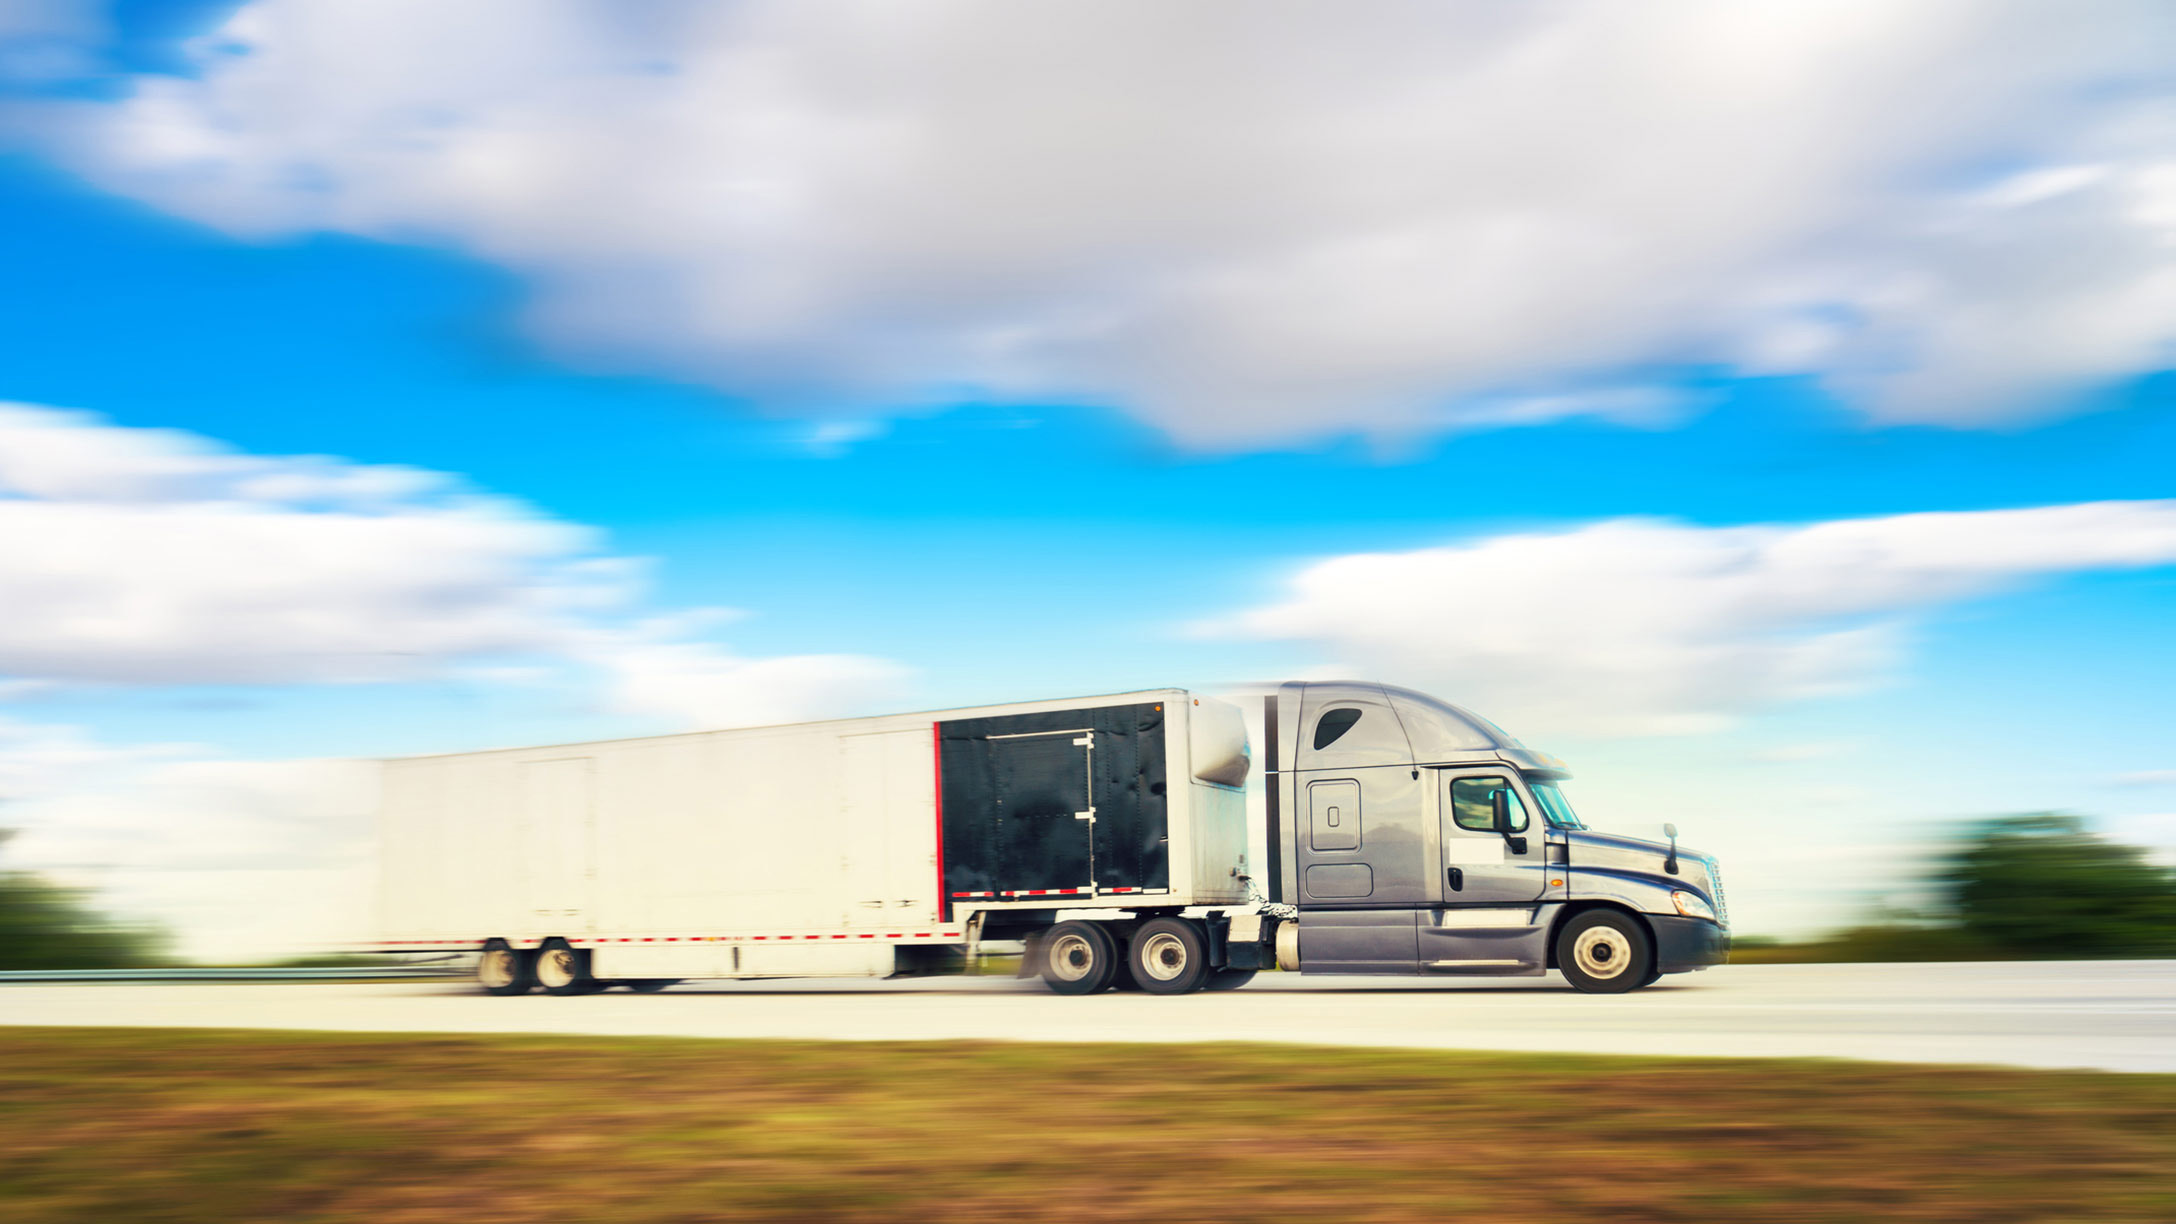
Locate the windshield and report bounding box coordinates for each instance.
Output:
[1528,781,1586,830]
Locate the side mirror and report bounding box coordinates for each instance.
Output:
[1492,790,1528,856]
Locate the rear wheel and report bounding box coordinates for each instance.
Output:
[1130,917,1212,995]
[1040,921,1119,995]
[1556,910,1653,994]
[1204,968,1257,991]
[535,937,597,996]
[477,939,534,997]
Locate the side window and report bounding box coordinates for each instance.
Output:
[1450,776,1529,833]
[1312,707,1363,750]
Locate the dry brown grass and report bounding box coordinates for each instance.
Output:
[2,1026,2172,1222]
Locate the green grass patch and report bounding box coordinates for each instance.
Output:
[2,1027,2172,1222]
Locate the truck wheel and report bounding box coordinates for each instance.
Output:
[477,938,534,997]
[1556,911,1653,994]
[1130,917,1212,995]
[535,938,598,996]
[1204,968,1257,991]
[1040,921,1119,995]
[625,979,678,993]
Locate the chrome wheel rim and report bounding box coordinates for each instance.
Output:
[536,946,579,989]
[1572,927,1630,979]
[1048,933,1095,982]
[1139,932,1189,981]
[478,948,517,990]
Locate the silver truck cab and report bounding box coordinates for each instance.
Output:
[1263,680,1728,992]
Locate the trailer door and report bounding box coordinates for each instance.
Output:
[516,756,595,933]
[840,729,938,926]
[983,728,1097,894]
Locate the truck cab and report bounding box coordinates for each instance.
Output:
[1257,680,1728,992]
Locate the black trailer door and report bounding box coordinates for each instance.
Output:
[982,729,1096,892]
[937,701,1171,901]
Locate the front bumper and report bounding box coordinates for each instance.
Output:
[1650,914,1729,973]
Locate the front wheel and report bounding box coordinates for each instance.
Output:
[1556,911,1654,994]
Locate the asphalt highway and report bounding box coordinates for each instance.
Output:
[5,960,2171,1073]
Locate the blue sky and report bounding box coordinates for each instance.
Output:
[1,1,2172,955]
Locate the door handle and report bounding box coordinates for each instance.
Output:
[1446,867,1463,892]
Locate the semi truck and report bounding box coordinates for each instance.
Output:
[373,681,1729,996]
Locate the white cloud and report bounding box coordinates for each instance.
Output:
[1209,500,2176,738]
[579,623,915,730]
[0,403,906,724]
[0,402,621,684]
[18,1,2173,445]
[2101,813,2176,866]
[2113,770,2176,787]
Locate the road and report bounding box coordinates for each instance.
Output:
[5,961,2172,1073]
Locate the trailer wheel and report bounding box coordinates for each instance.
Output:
[1204,968,1257,991]
[1556,910,1653,994]
[1040,921,1119,995]
[477,939,534,997]
[535,937,597,996]
[1130,917,1212,995]
[625,979,678,993]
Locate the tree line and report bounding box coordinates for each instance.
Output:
[1734,813,2176,962]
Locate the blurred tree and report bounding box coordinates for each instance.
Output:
[1941,814,2176,958]
[0,830,172,970]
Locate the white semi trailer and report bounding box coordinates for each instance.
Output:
[375,682,1729,995]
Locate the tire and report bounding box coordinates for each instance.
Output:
[1129,917,1212,995]
[1556,910,1654,994]
[1204,968,1257,991]
[535,937,597,997]
[477,938,534,997]
[625,979,678,993]
[1039,920,1120,995]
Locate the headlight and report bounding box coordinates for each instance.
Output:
[1671,890,1716,921]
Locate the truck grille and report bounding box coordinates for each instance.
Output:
[1705,857,1729,927]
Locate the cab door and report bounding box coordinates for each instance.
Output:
[1437,770,1547,905]
[1421,768,1551,972]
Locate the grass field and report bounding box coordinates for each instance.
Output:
[3,1028,2172,1222]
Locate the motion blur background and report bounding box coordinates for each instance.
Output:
[0,0,2171,964]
